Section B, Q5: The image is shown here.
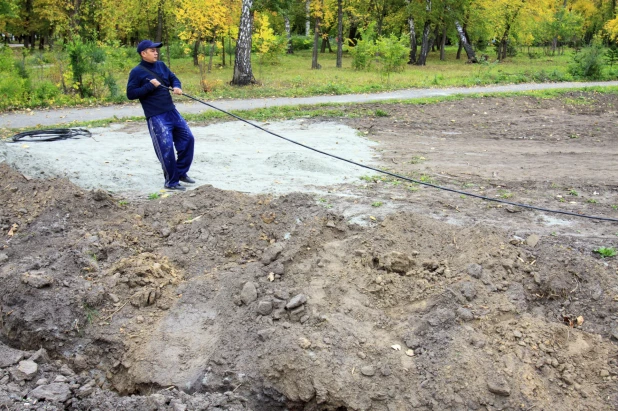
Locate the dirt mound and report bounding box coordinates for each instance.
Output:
[2,92,618,410]
[1,161,617,411]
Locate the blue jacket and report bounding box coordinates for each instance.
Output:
[126,60,182,118]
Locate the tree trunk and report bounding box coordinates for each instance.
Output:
[455,21,476,62]
[305,0,311,36]
[165,27,171,67]
[311,16,321,69]
[417,20,432,65]
[431,24,440,52]
[336,0,343,68]
[232,0,256,85]
[208,39,215,73]
[285,15,293,54]
[456,41,462,59]
[439,25,446,60]
[155,1,163,42]
[408,16,417,64]
[221,36,226,66]
[193,39,201,66]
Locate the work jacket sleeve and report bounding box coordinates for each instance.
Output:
[126,68,156,100]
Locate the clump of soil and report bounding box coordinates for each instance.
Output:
[1,92,618,410]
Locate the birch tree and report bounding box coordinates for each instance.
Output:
[232,0,256,84]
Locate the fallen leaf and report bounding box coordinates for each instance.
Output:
[268,272,275,282]
[406,349,415,357]
[7,223,18,236]
[369,216,376,221]
[576,316,584,326]
[391,344,401,351]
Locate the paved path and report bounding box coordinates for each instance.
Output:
[2,81,618,129]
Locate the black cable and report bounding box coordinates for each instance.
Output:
[180,88,617,223]
[11,128,92,142]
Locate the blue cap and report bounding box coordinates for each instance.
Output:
[137,40,163,54]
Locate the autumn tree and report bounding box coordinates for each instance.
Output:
[232,0,256,84]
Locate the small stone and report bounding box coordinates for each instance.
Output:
[261,243,285,265]
[54,375,69,383]
[0,253,8,264]
[360,366,375,377]
[59,365,75,376]
[160,228,171,238]
[257,328,275,342]
[35,378,49,386]
[181,247,189,254]
[21,271,53,288]
[109,293,120,303]
[513,330,523,338]
[611,328,618,341]
[600,370,610,377]
[467,263,482,279]
[298,338,312,349]
[380,365,392,376]
[274,289,290,300]
[286,294,307,309]
[487,379,511,396]
[456,307,474,322]
[240,282,258,305]
[12,360,38,381]
[76,384,95,398]
[136,316,145,324]
[460,282,477,301]
[357,352,367,359]
[257,300,273,316]
[526,234,540,248]
[28,383,71,402]
[0,343,25,368]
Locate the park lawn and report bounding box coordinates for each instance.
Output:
[143,45,608,101]
[9,44,618,111]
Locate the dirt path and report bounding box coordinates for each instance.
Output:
[1,81,618,129]
[0,90,617,411]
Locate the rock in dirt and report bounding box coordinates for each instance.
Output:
[526,234,540,248]
[92,189,110,201]
[0,343,25,368]
[28,383,71,402]
[360,366,375,377]
[257,328,275,342]
[487,378,511,396]
[12,360,38,381]
[611,328,618,341]
[257,300,273,315]
[379,251,414,274]
[28,348,49,364]
[286,294,307,309]
[460,282,477,301]
[0,253,8,264]
[21,271,53,288]
[240,282,258,305]
[467,263,482,279]
[456,307,474,322]
[261,243,285,265]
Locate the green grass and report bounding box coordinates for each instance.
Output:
[372,201,383,207]
[148,192,160,200]
[594,246,617,258]
[3,84,618,141]
[6,44,618,112]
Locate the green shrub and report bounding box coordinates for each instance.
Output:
[376,34,408,77]
[569,44,605,79]
[32,80,60,103]
[290,35,313,51]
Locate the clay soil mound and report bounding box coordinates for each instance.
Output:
[1,92,618,410]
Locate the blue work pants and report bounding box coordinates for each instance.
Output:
[147,109,195,188]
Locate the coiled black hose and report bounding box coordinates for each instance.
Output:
[11,128,91,142]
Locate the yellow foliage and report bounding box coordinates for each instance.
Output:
[253,13,277,54]
[605,18,618,42]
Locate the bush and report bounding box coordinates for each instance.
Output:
[31,81,60,105]
[290,35,313,51]
[569,44,605,79]
[375,34,408,77]
[349,24,378,70]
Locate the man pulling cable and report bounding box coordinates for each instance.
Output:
[127,39,196,191]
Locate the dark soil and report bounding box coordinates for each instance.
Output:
[1,91,618,410]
